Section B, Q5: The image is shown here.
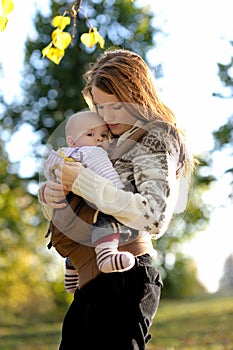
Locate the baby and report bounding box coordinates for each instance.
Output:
[44,111,136,292]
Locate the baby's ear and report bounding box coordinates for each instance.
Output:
[66,136,74,147]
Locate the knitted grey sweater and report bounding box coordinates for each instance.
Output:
[72,121,186,240]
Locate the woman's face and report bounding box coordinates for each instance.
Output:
[91,86,136,136]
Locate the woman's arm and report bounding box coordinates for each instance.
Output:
[60,131,181,239]
[71,158,178,238]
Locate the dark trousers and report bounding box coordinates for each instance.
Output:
[59,254,162,350]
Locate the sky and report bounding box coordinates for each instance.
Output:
[0,0,233,292]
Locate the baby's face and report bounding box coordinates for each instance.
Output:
[74,124,110,151]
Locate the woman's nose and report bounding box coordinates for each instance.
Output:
[102,105,115,123]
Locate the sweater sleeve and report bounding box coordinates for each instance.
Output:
[72,129,181,239]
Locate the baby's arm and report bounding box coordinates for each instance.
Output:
[44,150,65,182]
[44,147,82,182]
[80,146,124,189]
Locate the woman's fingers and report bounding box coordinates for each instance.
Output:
[53,168,62,183]
[57,161,83,191]
[44,181,68,208]
[43,162,83,208]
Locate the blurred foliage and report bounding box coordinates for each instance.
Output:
[0,136,71,319]
[0,0,164,319]
[213,116,233,148]
[219,253,233,293]
[154,158,215,296]
[2,0,229,319]
[212,115,233,205]
[3,0,156,144]
[161,254,207,299]
[154,39,233,292]
[212,41,233,200]
[212,42,233,293]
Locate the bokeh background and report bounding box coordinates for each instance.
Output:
[0,0,232,349]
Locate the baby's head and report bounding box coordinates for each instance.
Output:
[65,111,110,150]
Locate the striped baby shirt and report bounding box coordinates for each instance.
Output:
[44,145,124,189]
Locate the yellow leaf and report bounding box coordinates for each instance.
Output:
[80,32,92,47]
[52,29,71,50]
[0,15,8,31]
[43,46,65,65]
[42,42,53,58]
[2,0,14,16]
[52,15,70,30]
[80,28,105,49]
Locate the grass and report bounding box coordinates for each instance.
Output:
[0,295,232,349]
[148,294,233,349]
[0,321,61,349]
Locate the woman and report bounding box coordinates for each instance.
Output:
[42,49,195,349]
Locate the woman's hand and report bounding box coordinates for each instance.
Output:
[43,180,68,209]
[55,161,83,192]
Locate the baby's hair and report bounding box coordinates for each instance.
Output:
[65,111,104,138]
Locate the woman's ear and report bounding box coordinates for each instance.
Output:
[66,136,74,147]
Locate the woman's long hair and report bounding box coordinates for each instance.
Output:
[83,49,177,124]
[82,48,197,175]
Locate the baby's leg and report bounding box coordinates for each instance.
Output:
[92,215,135,273]
[94,233,135,273]
[64,257,79,294]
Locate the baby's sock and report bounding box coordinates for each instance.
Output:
[95,240,135,273]
[65,258,79,294]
